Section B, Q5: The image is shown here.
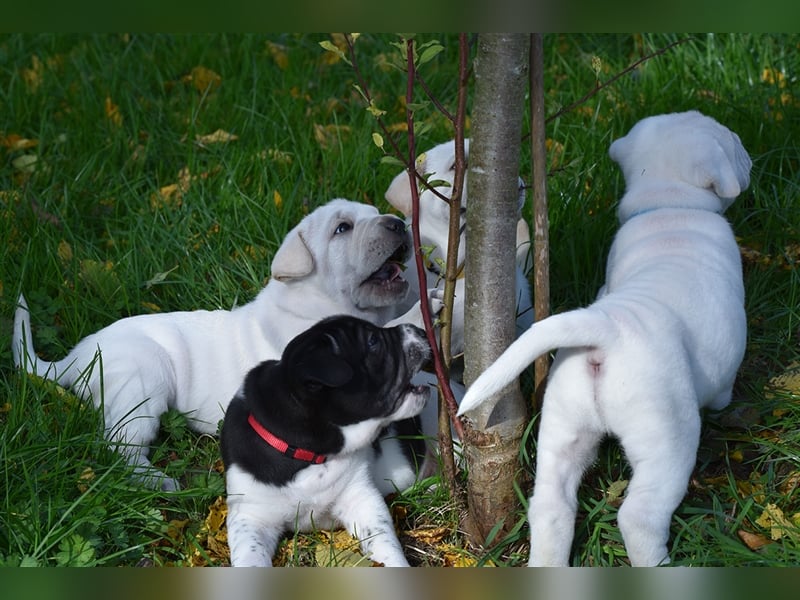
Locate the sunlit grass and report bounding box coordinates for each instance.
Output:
[1,33,799,566]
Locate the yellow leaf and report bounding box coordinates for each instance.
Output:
[0,402,10,414]
[0,133,39,150]
[313,123,351,149]
[77,467,95,494]
[372,132,384,150]
[104,96,122,127]
[11,154,37,173]
[186,65,222,93]
[266,41,289,70]
[755,503,798,541]
[767,361,800,398]
[273,189,283,209]
[405,526,448,546]
[57,240,73,263]
[195,129,238,146]
[21,55,44,92]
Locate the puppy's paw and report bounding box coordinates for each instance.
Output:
[427,288,445,316]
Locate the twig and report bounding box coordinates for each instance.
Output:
[544,37,692,125]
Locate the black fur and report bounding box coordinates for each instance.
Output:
[221,315,428,486]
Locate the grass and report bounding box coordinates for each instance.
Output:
[1,33,799,567]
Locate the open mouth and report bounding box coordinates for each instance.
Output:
[364,243,409,285]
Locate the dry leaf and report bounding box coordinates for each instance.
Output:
[313,123,351,149]
[21,55,44,92]
[185,65,222,93]
[105,96,122,126]
[273,190,283,210]
[755,503,798,541]
[77,466,95,494]
[0,133,39,150]
[266,41,289,70]
[57,240,73,263]
[195,129,238,146]
[404,526,449,546]
[738,529,773,551]
[767,361,800,399]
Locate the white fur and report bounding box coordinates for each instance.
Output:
[458,111,752,566]
[385,138,534,355]
[13,199,424,491]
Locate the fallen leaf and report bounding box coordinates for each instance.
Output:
[755,503,799,541]
[273,190,283,210]
[404,526,449,546]
[605,479,628,506]
[21,55,44,92]
[12,154,37,173]
[77,467,95,494]
[266,41,289,70]
[313,123,351,149]
[57,240,73,263]
[105,96,122,126]
[738,529,773,551]
[315,530,374,567]
[767,362,800,398]
[184,65,222,93]
[195,129,238,146]
[0,133,39,150]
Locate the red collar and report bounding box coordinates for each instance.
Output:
[247,413,326,464]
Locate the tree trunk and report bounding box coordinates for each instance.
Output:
[462,33,530,543]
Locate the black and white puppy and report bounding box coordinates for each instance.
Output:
[221,315,430,567]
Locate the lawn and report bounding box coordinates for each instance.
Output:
[1,33,798,567]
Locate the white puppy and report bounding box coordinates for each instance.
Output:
[13,199,423,491]
[458,111,752,566]
[385,138,534,357]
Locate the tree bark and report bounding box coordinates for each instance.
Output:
[462,33,530,543]
[530,34,550,408]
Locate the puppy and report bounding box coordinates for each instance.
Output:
[13,199,425,491]
[221,315,430,567]
[385,138,534,357]
[458,111,752,566]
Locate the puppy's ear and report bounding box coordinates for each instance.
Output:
[298,347,354,389]
[690,133,752,200]
[271,229,314,281]
[385,154,427,217]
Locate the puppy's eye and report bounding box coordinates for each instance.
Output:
[367,333,380,352]
[334,222,352,235]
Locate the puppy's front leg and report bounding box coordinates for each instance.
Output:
[226,505,282,567]
[335,483,409,567]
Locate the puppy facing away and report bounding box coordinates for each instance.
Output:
[13,199,425,491]
[221,315,431,567]
[385,138,534,357]
[458,111,752,566]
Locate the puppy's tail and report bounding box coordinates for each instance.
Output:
[13,294,46,376]
[457,308,617,416]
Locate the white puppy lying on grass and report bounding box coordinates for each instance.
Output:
[13,199,423,492]
[458,111,752,566]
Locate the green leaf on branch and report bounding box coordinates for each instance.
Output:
[379,155,405,167]
[318,40,351,66]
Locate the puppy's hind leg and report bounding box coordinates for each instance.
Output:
[615,410,701,566]
[527,414,603,566]
[99,352,179,491]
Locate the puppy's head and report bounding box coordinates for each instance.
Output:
[385,139,526,267]
[272,315,431,453]
[609,110,752,219]
[270,199,411,311]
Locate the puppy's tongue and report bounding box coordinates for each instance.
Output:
[369,261,404,282]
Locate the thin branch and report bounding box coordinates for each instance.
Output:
[402,38,464,441]
[545,37,692,125]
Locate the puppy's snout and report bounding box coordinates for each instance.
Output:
[401,324,431,366]
[381,216,407,235]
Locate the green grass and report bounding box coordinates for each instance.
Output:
[1,33,799,567]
